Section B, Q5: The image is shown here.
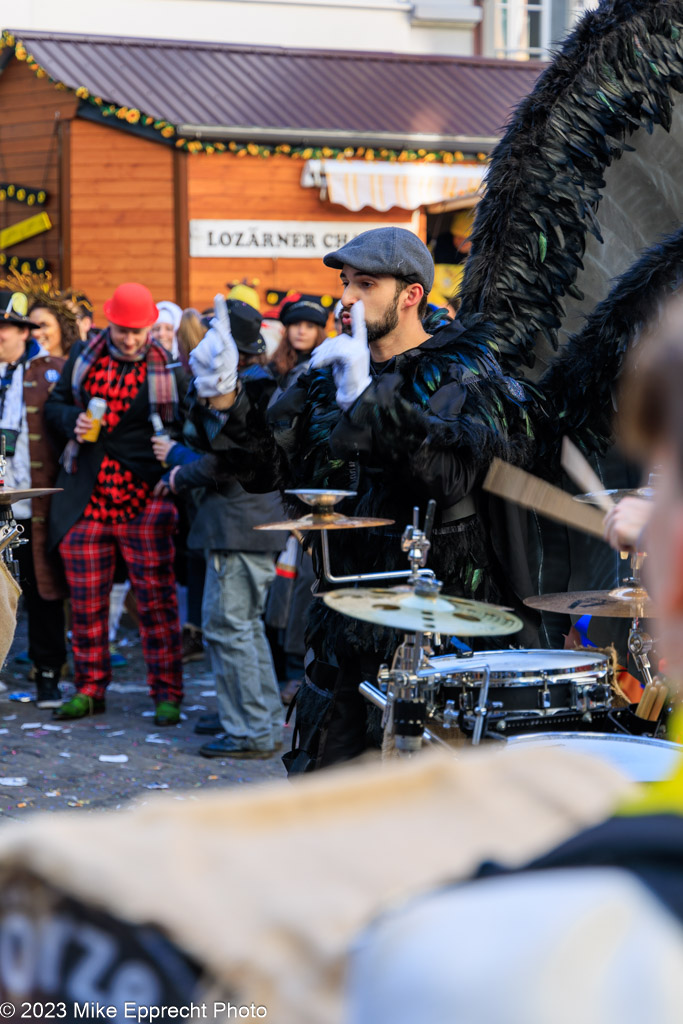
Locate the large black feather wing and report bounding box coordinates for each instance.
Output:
[457,0,683,386]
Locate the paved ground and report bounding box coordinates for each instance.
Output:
[0,612,288,820]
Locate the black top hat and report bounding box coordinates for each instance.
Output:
[0,290,40,329]
[225,299,267,355]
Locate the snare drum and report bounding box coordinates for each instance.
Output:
[420,649,613,737]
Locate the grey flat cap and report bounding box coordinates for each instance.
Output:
[323,227,434,293]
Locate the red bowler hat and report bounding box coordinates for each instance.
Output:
[103,282,159,329]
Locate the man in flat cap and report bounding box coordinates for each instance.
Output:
[190,227,532,769]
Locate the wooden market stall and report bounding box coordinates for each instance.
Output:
[0,30,543,320]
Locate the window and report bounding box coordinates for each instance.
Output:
[491,0,551,60]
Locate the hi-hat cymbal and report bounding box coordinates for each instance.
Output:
[0,486,61,504]
[285,488,356,509]
[525,587,655,618]
[574,487,655,505]
[323,586,522,635]
[255,513,394,531]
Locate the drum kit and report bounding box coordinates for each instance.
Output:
[259,480,681,767]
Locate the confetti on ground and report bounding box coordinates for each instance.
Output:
[185,705,207,712]
[9,693,33,702]
[58,752,72,758]
[145,734,170,745]
[20,722,41,730]
[41,724,63,732]
[141,711,155,718]
[45,790,60,797]
[99,754,129,763]
[201,690,217,697]
[0,729,8,735]
[2,715,16,721]
[208,775,218,780]
[107,730,126,737]
[144,783,169,790]
[0,778,27,786]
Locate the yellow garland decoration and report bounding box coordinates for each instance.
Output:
[1,30,489,165]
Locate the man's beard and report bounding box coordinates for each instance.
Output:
[365,293,400,344]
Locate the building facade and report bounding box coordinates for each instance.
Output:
[11,0,598,59]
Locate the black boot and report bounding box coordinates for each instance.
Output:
[35,667,63,709]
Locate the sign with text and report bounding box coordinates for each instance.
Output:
[189,220,409,259]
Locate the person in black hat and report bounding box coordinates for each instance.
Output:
[149,295,286,759]
[189,228,533,772]
[271,295,327,390]
[0,290,69,708]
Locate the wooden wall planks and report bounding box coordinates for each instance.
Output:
[69,120,176,321]
[0,60,77,283]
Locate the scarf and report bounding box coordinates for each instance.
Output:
[62,329,179,474]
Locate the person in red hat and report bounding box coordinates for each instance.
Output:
[44,283,185,723]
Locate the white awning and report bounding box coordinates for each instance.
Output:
[301,159,485,212]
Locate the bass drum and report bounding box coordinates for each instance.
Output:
[420,649,614,738]
[503,732,683,783]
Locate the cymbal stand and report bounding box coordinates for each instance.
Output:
[618,552,655,689]
[360,502,449,753]
[320,500,436,585]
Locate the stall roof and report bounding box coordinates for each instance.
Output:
[5,30,545,149]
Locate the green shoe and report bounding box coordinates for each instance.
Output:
[53,693,106,720]
[155,701,181,726]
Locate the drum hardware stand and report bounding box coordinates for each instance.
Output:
[320,499,436,585]
[616,552,656,689]
[362,501,454,754]
[628,621,654,689]
[0,438,25,582]
[359,681,451,751]
[471,666,491,745]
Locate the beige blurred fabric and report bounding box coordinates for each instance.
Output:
[0,745,633,1023]
[0,560,20,667]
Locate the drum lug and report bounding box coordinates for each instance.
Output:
[538,683,552,710]
[443,699,458,729]
[459,691,473,713]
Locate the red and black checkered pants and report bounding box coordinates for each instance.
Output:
[59,498,183,702]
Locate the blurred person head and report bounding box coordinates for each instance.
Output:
[150,301,182,356]
[227,282,261,311]
[272,296,327,377]
[29,298,80,357]
[177,308,207,365]
[64,290,95,341]
[0,292,38,363]
[619,329,683,676]
[103,282,158,359]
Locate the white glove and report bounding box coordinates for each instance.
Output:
[309,301,371,410]
[189,293,240,397]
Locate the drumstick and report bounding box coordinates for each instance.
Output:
[635,681,657,719]
[482,459,607,540]
[561,438,614,513]
[561,438,629,560]
[649,683,668,722]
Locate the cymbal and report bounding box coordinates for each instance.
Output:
[574,487,655,505]
[0,486,61,504]
[525,587,655,618]
[285,488,356,509]
[255,514,394,531]
[323,586,522,635]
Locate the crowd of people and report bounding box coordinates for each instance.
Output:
[0,271,337,759]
